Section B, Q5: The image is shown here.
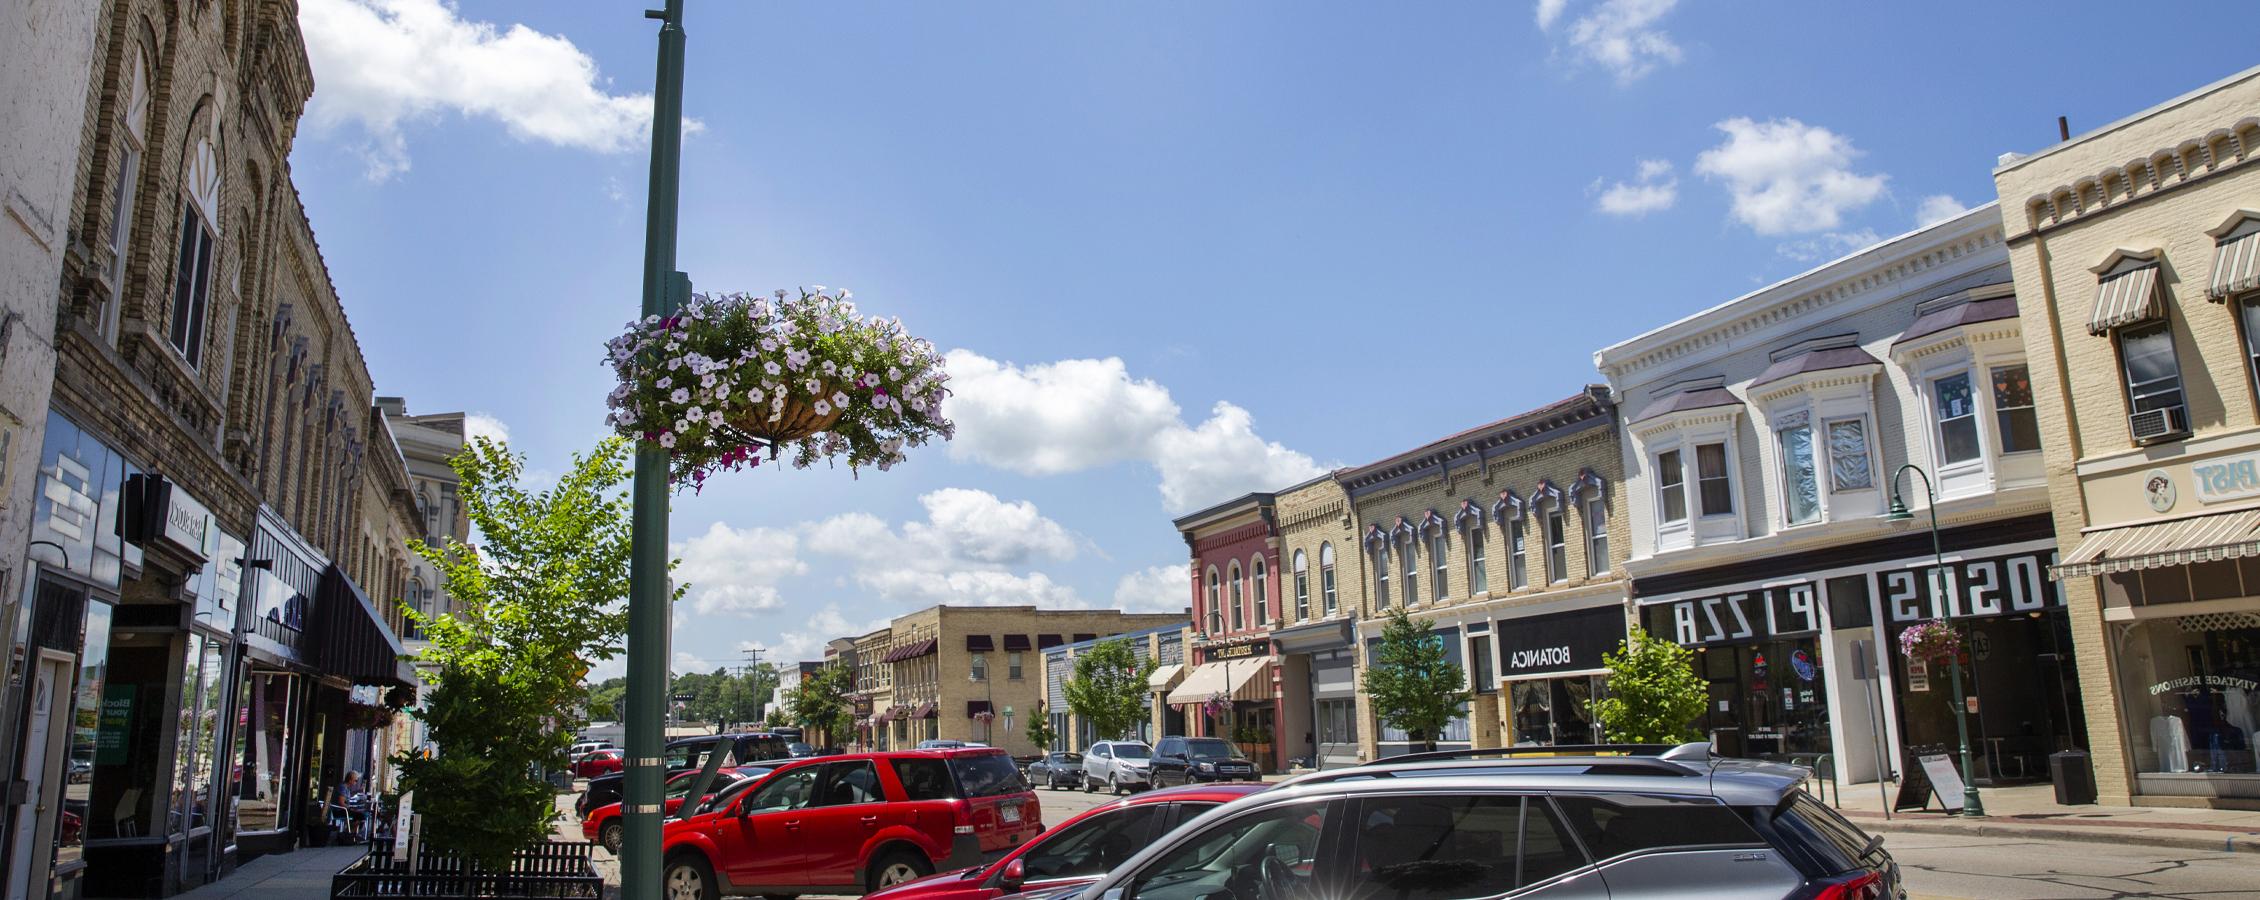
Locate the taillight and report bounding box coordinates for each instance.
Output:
[1804,871,1885,900]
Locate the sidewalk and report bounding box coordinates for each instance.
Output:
[1821,780,2260,854]
[172,845,366,900]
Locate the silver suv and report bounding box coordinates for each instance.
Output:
[1057,743,1902,900]
[1081,740,1154,794]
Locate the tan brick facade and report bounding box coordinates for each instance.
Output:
[1994,66,2260,808]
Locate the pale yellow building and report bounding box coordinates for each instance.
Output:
[871,606,1184,756]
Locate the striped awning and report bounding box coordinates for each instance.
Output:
[2087,264,2164,335]
[2210,225,2260,301]
[2051,509,2260,579]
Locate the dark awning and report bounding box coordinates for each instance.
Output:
[314,564,415,688]
[1036,634,1064,649]
[967,700,992,717]
[915,702,937,720]
[883,638,938,664]
[1072,633,1097,644]
[964,634,995,652]
[1001,634,1032,652]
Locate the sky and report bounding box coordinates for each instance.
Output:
[287,0,2260,679]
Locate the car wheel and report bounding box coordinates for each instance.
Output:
[664,853,716,900]
[1109,774,1122,795]
[600,821,625,855]
[1081,774,1094,793]
[867,849,934,893]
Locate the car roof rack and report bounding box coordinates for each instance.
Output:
[1377,744,1684,765]
[1281,742,1715,786]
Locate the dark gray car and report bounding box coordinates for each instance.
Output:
[1048,743,1901,900]
[1026,751,1086,790]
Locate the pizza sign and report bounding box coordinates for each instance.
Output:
[1661,583,1820,647]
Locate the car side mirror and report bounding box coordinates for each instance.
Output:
[1000,858,1026,891]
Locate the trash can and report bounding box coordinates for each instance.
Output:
[2050,750,2096,805]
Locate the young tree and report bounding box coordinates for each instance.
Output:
[783,661,855,746]
[1589,629,1708,744]
[395,437,672,866]
[1362,608,1469,753]
[1065,640,1156,742]
[1022,701,1057,752]
[586,676,627,721]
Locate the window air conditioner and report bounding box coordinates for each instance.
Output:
[2129,406,2188,444]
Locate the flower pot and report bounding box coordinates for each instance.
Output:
[727,399,843,446]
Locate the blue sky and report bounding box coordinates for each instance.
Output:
[290,0,2260,677]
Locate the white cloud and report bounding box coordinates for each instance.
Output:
[1695,117,1888,236]
[1113,564,1190,614]
[463,412,510,446]
[673,650,716,676]
[1540,0,1685,83]
[673,523,808,616]
[1593,159,1678,217]
[944,351,1325,513]
[740,607,887,667]
[1775,229,1882,263]
[805,489,1087,608]
[1916,194,1969,227]
[299,0,695,179]
[908,488,1078,566]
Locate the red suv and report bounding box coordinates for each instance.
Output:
[661,748,1042,898]
[865,782,1267,900]
[582,768,767,854]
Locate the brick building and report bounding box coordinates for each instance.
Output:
[1267,474,1363,770]
[1168,493,1286,770]
[1039,622,1194,752]
[1994,65,2260,807]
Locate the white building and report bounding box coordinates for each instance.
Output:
[1594,205,2087,789]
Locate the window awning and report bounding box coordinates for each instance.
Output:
[2052,509,2260,579]
[1037,634,1064,649]
[915,702,938,720]
[883,638,938,663]
[967,700,992,717]
[1163,657,1274,705]
[2210,224,2260,301]
[965,634,995,653]
[1146,664,1185,691]
[2087,265,2164,335]
[313,564,416,688]
[1002,634,1032,652]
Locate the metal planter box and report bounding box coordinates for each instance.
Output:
[332,841,602,899]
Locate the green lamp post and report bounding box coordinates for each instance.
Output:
[1883,463,1987,818]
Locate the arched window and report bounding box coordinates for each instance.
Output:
[169,132,221,367]
[1319,543,1338,615]
[103,47,153,344]
[1457,501,1488,596]
[1228,562,1244,631]
[1400,529,1420,605]
[1291,550,1309,620]
[1205,567,1222,635]
[1252,557,1268,625]
[1423,513,1449,603]
[1373,543,1391,609]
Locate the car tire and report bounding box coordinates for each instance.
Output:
[1081,774,1095,793]
[600,821,624,855]
[664,853,717,900]
[1109,774,1122,795]
[867,848,934,893]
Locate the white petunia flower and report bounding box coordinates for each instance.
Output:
[805,378,823,395]
[670,388,690,404]
[831,391,850,408]
[707,411,724,426]
[764,361,782,376]
[747,388,765,404]
[659,433,676,448]
[812,399,833,416]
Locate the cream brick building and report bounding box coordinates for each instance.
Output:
[1269,474,1363,768]
[1337,387,1633,760]
[1993,65,2260,808]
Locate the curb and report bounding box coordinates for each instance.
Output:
[1852,815,2260,855]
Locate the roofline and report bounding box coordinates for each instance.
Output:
[1994,62,2260,176]
[1171,491,1278,532]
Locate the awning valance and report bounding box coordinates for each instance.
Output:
[2052,509,2260,579]
[1146,664,1184,691]
[967,700,991,717]
[2210,223,2260,301]
[1002,634,1033,652]
[965,634,995,652]
[1164,657,1274,705]
[1037,634,1064,649]
[2087,264,2164,335]
[313,564,415,688]
[883,638,938,663]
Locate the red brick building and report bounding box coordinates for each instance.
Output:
[1168,492,1287,771]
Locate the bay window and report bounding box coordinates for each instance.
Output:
[1656,449,1688,523]
[1931,371,1982,464]
[1780,423,1820,525]
[1990,365,2040,453]
[1826,419,1873,491]
[1696,442,1734,515]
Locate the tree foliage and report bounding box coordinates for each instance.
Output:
[1065,640,1155,742]
[1362,609,1469,753]
[783,661,855,745]
[669,665,777,732]
[1022,702,1056,752]
[1589,629,1708,744]
[395,437,667,867]
[587,676,627,722]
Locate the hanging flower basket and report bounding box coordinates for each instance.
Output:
[973,710,996,723]
[603,287,953,488]
[1898,619,1962,663]
[1202,695,1230,719]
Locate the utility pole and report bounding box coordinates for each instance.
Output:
[742,647,765,726]
[623,2,686,898]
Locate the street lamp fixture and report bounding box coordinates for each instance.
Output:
[1884,463,1986,818]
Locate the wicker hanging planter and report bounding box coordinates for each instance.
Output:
[726,399,845,448]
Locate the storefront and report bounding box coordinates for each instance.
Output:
[1364,625,1471,757]
[1167,637,1279,770]
[1634,516,2081,785]
[1273,618,1356,770]
[1495,603,1627,746]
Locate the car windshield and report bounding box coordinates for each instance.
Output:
[1112,744,1151,760]
[1184,740,1242,760]
[788,743,814,754]
[948,753,1029,798]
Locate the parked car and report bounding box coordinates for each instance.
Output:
[658,747,1043,898]
[1149,736,1258,787]
[582,768,764,854]
[576,732,797,818]
[570,740,619,759]
[1060,743,1905,900]
[787,742,819,758]
[1079,741,1152,794]
[918,740,987,750]
[865,782,1266,900]
[573,749,626,778]
[1023,752,1083,790]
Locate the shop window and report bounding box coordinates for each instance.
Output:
[1293,550,1310,620]
[1780,423,1821,525]
[57,597,114,869]
[1585,498,1609,576]
[1468,634,1495,694]
[1545,509,1567,584]
[2118,321,2187,443]
[1253,557,1269,625]
[1467,528,1489,596]
[1826,419,1873,491]
[1695,442,1734,515]
[1991,365,2041,453]
[1510,675,1604,746]
[1508,519,1528,590]
[1656,448,1688,523]
[1228,562,1244,631]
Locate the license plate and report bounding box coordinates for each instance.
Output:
[1001,805,1022,824]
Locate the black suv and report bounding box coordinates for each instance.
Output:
[575,732,793,818]
[1056,743,1901,900]
[1150,736,1260,786]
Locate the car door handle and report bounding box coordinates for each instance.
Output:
[785,820,802,830]
[860,815,880,826]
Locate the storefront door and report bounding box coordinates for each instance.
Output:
[6,654,70,900]
[1507,675,1605,746]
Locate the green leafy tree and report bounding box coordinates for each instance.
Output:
[586,676,627,721]
[1589,629,1708,744]
[1022,702,1057,752]
[1065,640,1156,741]
[395,437,673,867]
[783,661,855,745]
[1362,608,1469,753]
